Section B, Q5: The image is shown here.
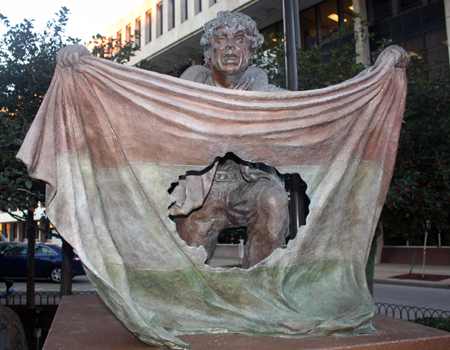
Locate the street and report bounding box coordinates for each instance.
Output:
[4,275,95,292]
[373,284,450,310]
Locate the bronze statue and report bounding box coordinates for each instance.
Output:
[19,11,410,348]
[170,11,289,269]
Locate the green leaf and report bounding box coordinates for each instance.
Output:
[25,179,33,189]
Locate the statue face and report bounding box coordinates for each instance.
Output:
[209,28,252,75]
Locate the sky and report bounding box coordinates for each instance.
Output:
[0,0,145,44]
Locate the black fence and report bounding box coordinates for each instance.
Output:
[2,293,449,322]
[375,302,450,320]
[0,290,98,306]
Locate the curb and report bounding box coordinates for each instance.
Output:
[374,278,450,290]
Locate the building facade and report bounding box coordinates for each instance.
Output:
[100,0,449,72]
[0,204,60,245]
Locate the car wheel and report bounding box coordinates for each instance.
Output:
[49,267,62,283]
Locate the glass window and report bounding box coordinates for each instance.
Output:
[36,246,58,255]
[1,223,8,240]
[372,0,391,20]
[157,2,163,37]
[342,0,354,29]
[126,24,132,42]
[181,0,188,23]
[400,0,420,11]
[135,18,141,47]
[146,11,152,43]
[321,0,340,41]
[426,27,449,78]
[9,223,16,241]
[195,0,202,15]
[168,0,175,30]
[4,247,27,256]
[301,7,317,49]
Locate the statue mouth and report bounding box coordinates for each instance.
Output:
[223,54,239,64]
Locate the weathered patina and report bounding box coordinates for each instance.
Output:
[17,15,409,350]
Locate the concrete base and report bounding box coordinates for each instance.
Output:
[43,295,450,350]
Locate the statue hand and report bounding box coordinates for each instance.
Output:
[375,45,410,69]
[56,44,91,68]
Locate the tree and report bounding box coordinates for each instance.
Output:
[0,8,80,303]
[0,8,144,299]
[0,7,78,213]
[89,33,140,64]
[380,53,450,275]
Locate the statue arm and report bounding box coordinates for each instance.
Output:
[169,163,218,216]
[180,65,211,83]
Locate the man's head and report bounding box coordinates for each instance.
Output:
[201,11,263,74]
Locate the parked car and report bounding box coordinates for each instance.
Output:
[0,242,17,252]
[0,243,85,283]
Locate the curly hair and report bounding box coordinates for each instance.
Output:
[201,11,264,68]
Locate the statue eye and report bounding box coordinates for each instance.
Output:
[216,36,226,43]
[235,36,244,43]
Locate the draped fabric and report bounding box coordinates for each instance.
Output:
[17,45,408,349]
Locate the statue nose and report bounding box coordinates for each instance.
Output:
[225,38,235,48]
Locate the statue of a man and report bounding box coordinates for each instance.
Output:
[170,11,289,269]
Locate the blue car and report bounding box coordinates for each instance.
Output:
[0,242,17,253]
[0,243,85,283]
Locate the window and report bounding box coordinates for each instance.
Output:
[371,0,391,20]
[426,27,449,76]
[126,24,132,42]
[301,0,354,49]
[146,11,152,43]
[195,0,202,15]
[4,246,27,256]
[36,246,58,256]
[1,223,7,240]
[117,30,122,43]
[320,0,340,42]
[108,37,113,56]
[135,18,141,47]
[168,0,175,30]
[368,0,448,76]
[342,0,354,29]
[157,2,163,37]
[9,223,16,241]
[45,229,54,241]
[301,7,317,49]
[210,0,218,6]
[400,0,420,11]
[181,0,188,23]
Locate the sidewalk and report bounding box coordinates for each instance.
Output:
[374,263,450,289]
[210,257,450,289]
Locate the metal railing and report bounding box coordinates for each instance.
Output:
[375,302,450,320]
[0,290,98,306]
[2,292,449,322]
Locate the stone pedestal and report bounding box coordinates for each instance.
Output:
[43,295,450,350]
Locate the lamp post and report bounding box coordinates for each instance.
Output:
[283,0,306,239]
